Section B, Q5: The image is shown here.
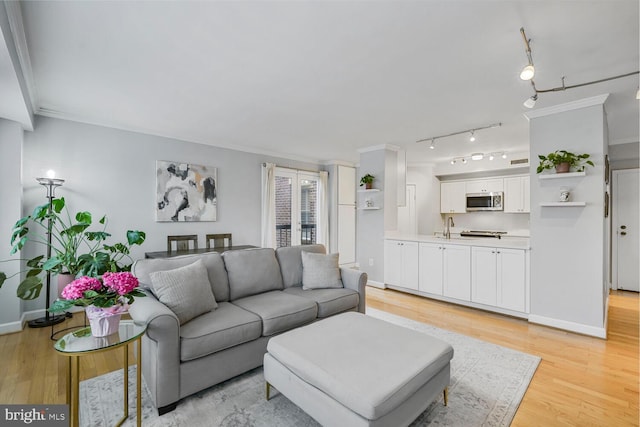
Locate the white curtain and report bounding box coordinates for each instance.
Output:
[261,163,276,249]
[317,170,330,250]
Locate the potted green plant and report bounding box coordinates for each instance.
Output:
[0,197,146,300]
[360,174,375,189]
[537,150,594,174]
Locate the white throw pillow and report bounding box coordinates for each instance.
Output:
[149,259,217,325]
[301,251,343,290]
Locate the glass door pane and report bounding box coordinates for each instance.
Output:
[275,174,294,248]
[299,175,318,245]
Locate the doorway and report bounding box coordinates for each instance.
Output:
[275,168,320,248]
[612,169,639,291]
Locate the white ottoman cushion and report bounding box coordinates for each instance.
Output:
[266,312,453,420]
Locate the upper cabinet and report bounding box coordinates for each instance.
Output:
[465,178,504,194]
[337,165,356,205]
[504,175,530,213]
[440,181,466,213]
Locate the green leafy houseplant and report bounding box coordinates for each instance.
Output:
[0,197,145,300]
[536,150,594,174]
[360,174,375,189]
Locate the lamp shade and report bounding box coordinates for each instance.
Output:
[520,65,535,80]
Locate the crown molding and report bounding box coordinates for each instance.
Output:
[523,94,610,120]
[321,160,356,167]
[4,1,37,118]
[357,144,402,153]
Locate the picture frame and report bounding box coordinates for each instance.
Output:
[156,160,218,222]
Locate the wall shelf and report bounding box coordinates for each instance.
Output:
[538,172,586,180]
[539,202,586,207]
[359,207,381,210]
[357,188,381,193]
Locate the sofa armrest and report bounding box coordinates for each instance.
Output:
[128,290,181,410]
[340,268,367,313]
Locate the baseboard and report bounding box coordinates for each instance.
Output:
[0,306,84,336]
[366,280,386,289]
[0,319,23,335]
[528,314,607,339]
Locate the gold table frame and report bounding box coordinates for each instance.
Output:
[54,320,147,427]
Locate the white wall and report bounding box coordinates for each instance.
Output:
[0,119,24,330]
[19,115,320,314]
[528,97,608,337]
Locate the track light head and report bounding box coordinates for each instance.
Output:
[469,131,476,142]
[461,158,467,164]
[450,159,456,165]
[471,153,484,161]
[520,65,535,81]
[502,153,508,159]
[429,139,435,150]
[636,88,640,100]
[489,154,494,161]
[523,94,538,108]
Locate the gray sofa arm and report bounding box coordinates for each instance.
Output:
[129,290,181,412]
[340,268,367,313]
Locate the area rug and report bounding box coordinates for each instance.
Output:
[80,308,540,426]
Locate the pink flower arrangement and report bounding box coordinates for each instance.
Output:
[50,271,145,313]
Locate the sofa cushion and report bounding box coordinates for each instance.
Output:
[283,286,359,318]
[132,252,230,302]
[301,252,343,290]
[275,244,326,288]
[179,302,263,361]
[149,259,218,325]
[224,248,284,300]
[232,291,317,336]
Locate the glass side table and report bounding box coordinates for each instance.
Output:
[54,320,147,427]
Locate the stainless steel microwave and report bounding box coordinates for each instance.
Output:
[466,192,503,211]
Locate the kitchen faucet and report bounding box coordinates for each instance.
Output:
[445,216,455,239]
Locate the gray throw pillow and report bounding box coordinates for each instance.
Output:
[149,259,218,325]
[301,251,343,290]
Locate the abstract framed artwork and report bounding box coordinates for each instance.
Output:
[156,160,217,222]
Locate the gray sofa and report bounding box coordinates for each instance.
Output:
[129,244,367,414]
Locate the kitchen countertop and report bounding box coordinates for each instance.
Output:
[385,232,531,250]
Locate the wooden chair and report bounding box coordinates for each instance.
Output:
[206,233,232,249]
[167,235,198,252]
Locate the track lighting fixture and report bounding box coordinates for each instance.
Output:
[502,153,508,159]
[523,94,537,109]
[450,159,456,165]
[450,152,508,165]
[518,27,639,108]
[471,153,484,161]
[429,139,436,150]
[461,158,467,164]
[417,123,501,147]
[489,154,495,161]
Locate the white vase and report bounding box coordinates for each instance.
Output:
[85,305,121,337]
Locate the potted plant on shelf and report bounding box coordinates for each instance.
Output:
[360,174,375,189]
[0,197,146,301]
[537,150,594,174]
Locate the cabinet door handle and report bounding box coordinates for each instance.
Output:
[497,251,501,254]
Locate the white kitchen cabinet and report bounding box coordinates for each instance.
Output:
[504,175,530,213]
[443,244,471,301]
[465,178,504,194]
[337,165,356,205]
[440,181,466,213]
[419,243,470,301]
[471,247,497,305]
[419,243,444,295]
[497,249,526,312]
[384,240,419,290]
[471,247,526,312]
[337,205,356,264]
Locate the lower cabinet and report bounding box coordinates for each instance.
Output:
[384,240,419,290]
[471,247,526,312]
[419,243,471,302]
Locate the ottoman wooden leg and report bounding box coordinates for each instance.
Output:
[443,387,449,406]
[266,382,271,401]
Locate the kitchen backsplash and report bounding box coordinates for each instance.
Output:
[437,211,530,236]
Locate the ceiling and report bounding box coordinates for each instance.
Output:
[2,1,639,164]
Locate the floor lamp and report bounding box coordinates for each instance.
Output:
[28,175,67,329]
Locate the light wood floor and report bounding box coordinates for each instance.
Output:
[0,289,637,426]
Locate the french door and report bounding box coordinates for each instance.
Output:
[275,168,319,248]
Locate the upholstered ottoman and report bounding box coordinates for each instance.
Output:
[264,312,454,427]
